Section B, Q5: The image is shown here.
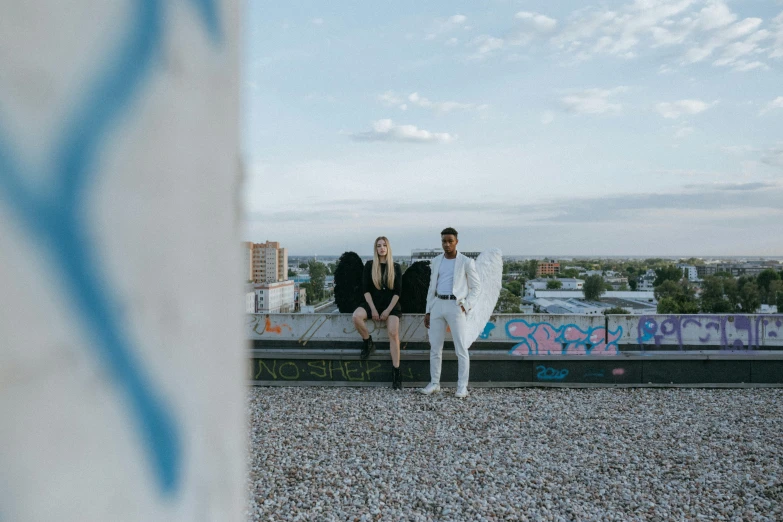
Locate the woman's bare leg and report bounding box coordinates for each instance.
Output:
[352,307,370,340]
[387,315,400,367]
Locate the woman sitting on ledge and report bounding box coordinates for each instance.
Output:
[352,236,403,389]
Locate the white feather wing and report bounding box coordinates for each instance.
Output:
[465,248,503,347]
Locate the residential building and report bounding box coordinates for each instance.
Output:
[638,269,656,290]
[411,249,479,262]
[677,264,699,281]
[246,240,288,283]
[295,286,306,312]
[536,260,560,276]
[524,278,583,297]
[696,265,720,278]
[247,280,295,313]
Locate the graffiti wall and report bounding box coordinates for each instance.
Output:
[0,3,243,521]
[628,314,783,350]
[505,318,621,356]
[250,313,783,353]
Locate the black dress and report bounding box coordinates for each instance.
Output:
[360,261,402,317]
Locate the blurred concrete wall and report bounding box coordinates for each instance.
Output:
[0,1,244,520]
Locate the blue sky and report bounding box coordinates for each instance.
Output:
[242,0,783,256]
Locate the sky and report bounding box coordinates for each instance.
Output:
[242,0,783,257]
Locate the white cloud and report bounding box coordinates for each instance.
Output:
[378,91,408,110]
[655,99,716,118]
[696,0,736,30]
[445,37,459,46]
[408,92,475,113]
[673,125,694,138]
[515,11,558,32]
[469,35,505,58]
[426,14,468,40]
[771,12,783,58]
[552,1,774,71]
[684,17,764,65]
[350,119,456,143]
[760,96,783,115]
[379,91,479,113]
[553,0,695,60]
[311,18,324,26]
[541,111,554,124]
[510,11,558,46]
[561,87,627,115]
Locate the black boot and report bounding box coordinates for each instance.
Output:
[392,366,402,390]
[360,335,375,360]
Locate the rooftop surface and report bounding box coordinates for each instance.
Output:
[246,387,783,521]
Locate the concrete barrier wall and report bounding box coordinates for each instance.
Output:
[615,314,783,350]
[250,313,783,354]
[0,3,243,521]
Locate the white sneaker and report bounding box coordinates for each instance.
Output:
[455,385,469,398]
[419,383,441,395]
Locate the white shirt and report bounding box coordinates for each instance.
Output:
[436,257,456,295]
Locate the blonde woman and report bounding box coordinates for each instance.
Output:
[352,236,403,389]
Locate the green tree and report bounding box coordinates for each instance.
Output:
[768,280,783,307]
[307,260,328,302]
[287,269,296,278]
[495,288,521,313]
[699,276,736,313]
[504,280,523,297]
[757,269,780,303]
[777,287,783,311]
[524,259,539,280]
[629,279,638,291]
[739,282,761,313]
[503,261,526,274]
[559,268,580,278]
[546,279,563,290]
[655,280,699,313]
[603,306,630,315]
[583,275,605,301]
[653,265,683,287]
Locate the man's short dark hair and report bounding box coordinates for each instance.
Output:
[441,227,458,237]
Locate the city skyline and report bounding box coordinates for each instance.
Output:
[243,1,783,255]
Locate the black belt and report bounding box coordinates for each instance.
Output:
[436,293,457,300]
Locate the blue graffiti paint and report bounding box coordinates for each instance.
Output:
[536,365,569,381]
[583,369,605,378]
[505,319,622,356]
[635,315,783,351]
[479,322,495,339]
[0,1,221,495]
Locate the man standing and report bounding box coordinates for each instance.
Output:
[420,228,481,398]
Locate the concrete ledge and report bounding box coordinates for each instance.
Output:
[249,380,783,389]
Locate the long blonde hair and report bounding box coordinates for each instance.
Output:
[372,236,395,290]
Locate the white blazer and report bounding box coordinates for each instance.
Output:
[426,252,482,314]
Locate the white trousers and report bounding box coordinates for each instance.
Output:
[428,298,470,387]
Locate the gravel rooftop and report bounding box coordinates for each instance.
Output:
[247,387,783,521]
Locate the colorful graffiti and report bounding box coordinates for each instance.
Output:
[479,322,495,339]
[0,1,221,495]
[636,315,783,350]
[506,319,622,356]
[536,366,569,380]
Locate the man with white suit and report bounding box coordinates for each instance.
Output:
[420,227,481,398]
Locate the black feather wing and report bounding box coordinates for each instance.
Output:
[399,261,431,313]
[334,251,365,313]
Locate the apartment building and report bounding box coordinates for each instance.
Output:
[536,260,560,277]
[246,280,295,313]
[246,240,288,283]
